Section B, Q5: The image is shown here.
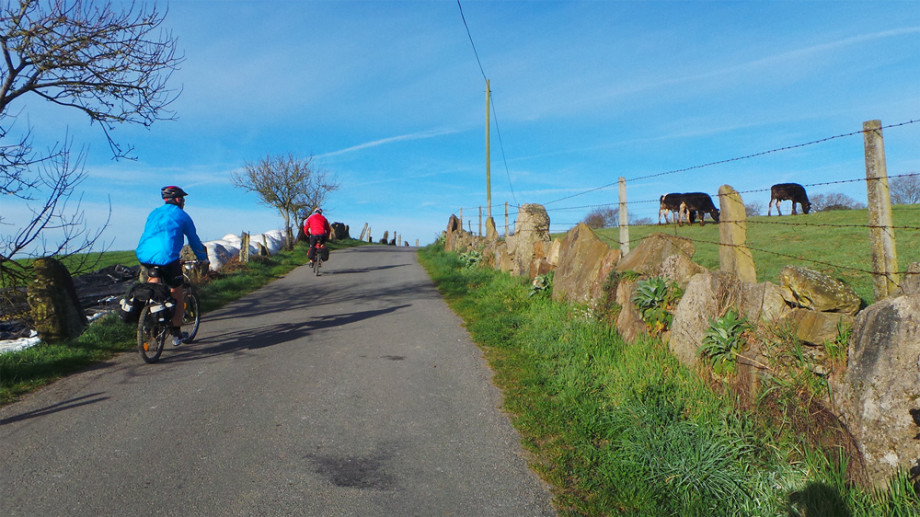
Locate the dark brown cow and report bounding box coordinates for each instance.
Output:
[768,183,811,215]
[678,192,720,226]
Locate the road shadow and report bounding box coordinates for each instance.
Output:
[327,264,409,275]
[203,279,438,324]
[1,393,109,425]
[162,304,411,363]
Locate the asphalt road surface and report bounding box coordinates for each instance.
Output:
[1,246,556,516]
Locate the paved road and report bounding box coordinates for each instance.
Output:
[1,246,555,516]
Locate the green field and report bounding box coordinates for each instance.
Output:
[585,205,919,305]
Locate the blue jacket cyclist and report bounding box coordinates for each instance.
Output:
[136,186,209,346]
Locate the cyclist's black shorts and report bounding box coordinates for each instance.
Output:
[141,260,183,288]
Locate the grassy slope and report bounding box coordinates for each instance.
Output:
[587,205,919,304]
[419,244,920,516]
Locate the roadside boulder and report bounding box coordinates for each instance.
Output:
[506,204,550,277]
[833,293,920,488]
[780,308,854,347]
[614,279,648,343]
[552,223,620,304]
[779,266,861,315]
[27,257,87,343]
[331,222,349,241]
[616,233,703,287]
[900,262,920,296]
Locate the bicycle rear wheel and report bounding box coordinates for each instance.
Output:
[137,305,166,363]
[313,255,321,276]
[182,287,201,343]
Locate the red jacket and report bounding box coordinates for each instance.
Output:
[304,213,331,236]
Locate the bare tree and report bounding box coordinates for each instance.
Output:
[810,192,866,212]
[231,154,339,250]
[582,206,618,229]
[891,174,920,205]
[0,0,182,281]
[745,201,763,217]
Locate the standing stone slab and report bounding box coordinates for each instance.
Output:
[718,184,756,283]
[27,258,87,343]
[833,294,920,488]
[552,223,620,304]
[507,204,550,278]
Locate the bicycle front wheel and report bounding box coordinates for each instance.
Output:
[137,305,166,363]
[182,287,201,343]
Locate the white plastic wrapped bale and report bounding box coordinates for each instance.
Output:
[253,230,285,255]
[204,242,235,271]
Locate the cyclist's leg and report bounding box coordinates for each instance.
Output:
[319,234,329,261]
[308,235,319,262]
[160,261,185,330]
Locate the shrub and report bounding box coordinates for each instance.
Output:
[698,309,751,373]
[631,276,682,334]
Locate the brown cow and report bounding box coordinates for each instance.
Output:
[768,183,811,215]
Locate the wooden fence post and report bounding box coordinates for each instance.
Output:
[718,185,756,283]
[478,206,483,237]
[618,177,630,255]
[863,119,900,299]
[505,202,510,238]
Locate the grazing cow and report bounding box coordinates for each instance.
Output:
[768,183,811,216]
[678,192,720,226]
[658,193,685,224]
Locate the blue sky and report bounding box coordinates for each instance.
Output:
[6,0,920,253]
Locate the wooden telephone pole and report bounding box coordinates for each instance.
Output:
[485,78,491,221]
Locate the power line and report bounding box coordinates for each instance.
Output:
[456,0,487,82]
[542,118,920,206]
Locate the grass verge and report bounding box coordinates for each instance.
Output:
[0,239,366,405]
[418,242,920,516]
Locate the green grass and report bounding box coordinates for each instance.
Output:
[587,205,919,304]
[418,242,920,516]
[0,239,367,404]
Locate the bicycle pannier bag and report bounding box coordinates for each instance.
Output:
[119,282,174,324]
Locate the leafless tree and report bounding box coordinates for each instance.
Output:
[232,154,339,250]
[582,206,618,229]
[744,201,763,217]
[890,173,920,205]
[810,192,866,212]
[1,0,182,281]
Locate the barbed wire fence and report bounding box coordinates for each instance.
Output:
[449,119,919,300]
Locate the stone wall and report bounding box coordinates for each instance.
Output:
[442,206,920,489]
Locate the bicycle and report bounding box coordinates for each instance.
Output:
[309,240,327,276]
[137,260,202,363]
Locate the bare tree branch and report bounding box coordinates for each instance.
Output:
[0,0,180,281]
[232,154,340,249]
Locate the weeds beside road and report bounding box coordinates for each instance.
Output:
[0,240,366,404]
[418,242,919,516]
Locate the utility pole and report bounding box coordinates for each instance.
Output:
[485,78,492,221]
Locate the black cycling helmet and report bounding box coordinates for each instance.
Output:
[313,208,323,214]
[161,186,188,200]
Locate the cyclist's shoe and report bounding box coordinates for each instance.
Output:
[170,327,188,347]
[307,260,314,267]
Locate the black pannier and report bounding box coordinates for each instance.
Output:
[119,282,174,324]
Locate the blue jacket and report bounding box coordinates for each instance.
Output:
[136,203,208,265]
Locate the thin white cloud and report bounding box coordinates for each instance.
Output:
[317,128,461,159]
